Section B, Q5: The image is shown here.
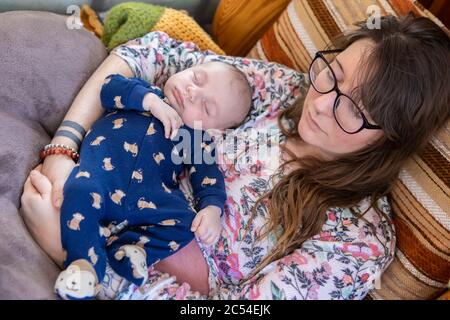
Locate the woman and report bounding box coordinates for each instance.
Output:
[21,14,450,299]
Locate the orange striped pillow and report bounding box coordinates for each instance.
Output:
[247,0,450,300]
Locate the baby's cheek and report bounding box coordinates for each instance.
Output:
[180,113,195,129]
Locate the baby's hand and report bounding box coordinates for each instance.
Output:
[191,206,222,245]
[143,93,183,139]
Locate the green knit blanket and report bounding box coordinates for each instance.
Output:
[101,2,165,51]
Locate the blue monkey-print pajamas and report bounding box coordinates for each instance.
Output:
[60,74,226,285]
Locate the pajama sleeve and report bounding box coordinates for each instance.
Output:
[180,128,226,215]
[100,74,164,112]
[188,159,226,216]
[111,31,214,88]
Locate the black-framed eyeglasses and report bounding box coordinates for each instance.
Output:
[308,49,381,134]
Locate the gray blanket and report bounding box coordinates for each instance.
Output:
[0,11,107,299]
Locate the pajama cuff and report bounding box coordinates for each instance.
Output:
[128,84,165,112]
[199,197,225,217]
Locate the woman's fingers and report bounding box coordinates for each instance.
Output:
[22,163,45,197]
[39,154,76,208]
[29,170,52,198]
[22,173,38,200]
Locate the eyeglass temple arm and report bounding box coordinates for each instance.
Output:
[316,49,344,55]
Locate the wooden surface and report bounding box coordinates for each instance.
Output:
[419,0,450,27]
[212,0,290,56]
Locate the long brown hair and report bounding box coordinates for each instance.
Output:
[247,14,450,278]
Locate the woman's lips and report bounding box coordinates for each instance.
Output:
[306,109,324,133]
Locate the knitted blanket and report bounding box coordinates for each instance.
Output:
[101,2,224,54]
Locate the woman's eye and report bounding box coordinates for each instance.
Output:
[352,105,362,119]
[326,70,334,82]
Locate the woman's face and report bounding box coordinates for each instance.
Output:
[298,39,384,158]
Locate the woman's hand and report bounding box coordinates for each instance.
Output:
[21,164,65,267]
[40,154,76,209]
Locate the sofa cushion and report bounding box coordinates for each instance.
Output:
[246,0,450,300]
[0,10,107,299]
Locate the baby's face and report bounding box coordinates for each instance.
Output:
[163,62,250,130]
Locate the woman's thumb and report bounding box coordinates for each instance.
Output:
[29,170,52,196]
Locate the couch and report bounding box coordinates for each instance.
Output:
[0,0,220,31]
[0,0,223,300]
[0,0,448,300]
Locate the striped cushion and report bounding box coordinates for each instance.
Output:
[247,0,450,300]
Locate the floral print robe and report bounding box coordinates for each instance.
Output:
[97,32,395,300]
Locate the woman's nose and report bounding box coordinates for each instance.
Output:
[312,90,336,117]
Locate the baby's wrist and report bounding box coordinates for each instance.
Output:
[205,205,222,215]
[142,92,161,111]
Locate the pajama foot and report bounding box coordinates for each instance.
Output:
[113,244,148,286]
[54,259,99,300]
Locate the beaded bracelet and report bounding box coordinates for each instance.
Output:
[40,143,80,162]
[43,143,78,152]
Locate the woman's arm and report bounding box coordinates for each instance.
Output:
[22,31,216,297]
[49,54,133,150]
[45,31,212,207]
[41,54,134,208]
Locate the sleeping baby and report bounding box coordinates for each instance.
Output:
[54,61,252,300]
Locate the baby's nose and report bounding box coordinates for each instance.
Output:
[186,85,196,102]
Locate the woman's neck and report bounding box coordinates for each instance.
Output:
[283,136,333,162]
